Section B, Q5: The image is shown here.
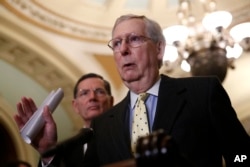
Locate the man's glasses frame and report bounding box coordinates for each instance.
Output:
[76,88,108,99]
[107,33,152,52]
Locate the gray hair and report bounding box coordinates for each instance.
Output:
[112,14,166,68]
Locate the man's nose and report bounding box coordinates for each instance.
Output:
[89,90,97,98]
[119,39,130,53]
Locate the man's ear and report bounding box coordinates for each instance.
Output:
[110,96,114,107]
[72,99,80,114]
[157,41,166,61]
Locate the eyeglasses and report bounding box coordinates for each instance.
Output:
[77,88,107,99]
[107,33,151,52]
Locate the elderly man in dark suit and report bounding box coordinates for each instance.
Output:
[82,14,250,167]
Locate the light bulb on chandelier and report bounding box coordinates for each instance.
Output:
[162,0,250,82]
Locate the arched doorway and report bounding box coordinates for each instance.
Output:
[0,122,18,166]
[0,97,38,167]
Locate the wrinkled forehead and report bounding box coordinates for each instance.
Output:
[112,19,146,38]
[78,78,105,90]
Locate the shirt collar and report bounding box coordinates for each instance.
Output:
[130,78,161,109]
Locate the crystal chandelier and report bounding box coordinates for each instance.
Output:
[162,0,250,82]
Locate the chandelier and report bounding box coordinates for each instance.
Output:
[162,0,250,82]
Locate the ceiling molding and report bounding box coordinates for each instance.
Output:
[1,0,250,43]
[1,0,111,43]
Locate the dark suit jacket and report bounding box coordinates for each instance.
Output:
[83,75,250,167]
[56,139,85,167]
[38,132,85,167]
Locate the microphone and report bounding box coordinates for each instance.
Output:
[135,129,193,167]
[41,128,94,158]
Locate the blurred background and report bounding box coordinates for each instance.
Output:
[0,0,250,166]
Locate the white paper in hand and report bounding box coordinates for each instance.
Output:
[20,88,64,144]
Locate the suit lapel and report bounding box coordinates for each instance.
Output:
[153,75,187,134]
[105,77,188,156]
[106,93,133,157]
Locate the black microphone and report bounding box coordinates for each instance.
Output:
[41,128,94,158]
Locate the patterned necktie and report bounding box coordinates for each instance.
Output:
[131,93,149,155]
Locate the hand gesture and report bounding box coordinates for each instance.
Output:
[14,97,58,162]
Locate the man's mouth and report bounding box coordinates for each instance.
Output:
[123,63,135,69]
[88,105,99,110]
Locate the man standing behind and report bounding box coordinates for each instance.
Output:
[14,73,114,167]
